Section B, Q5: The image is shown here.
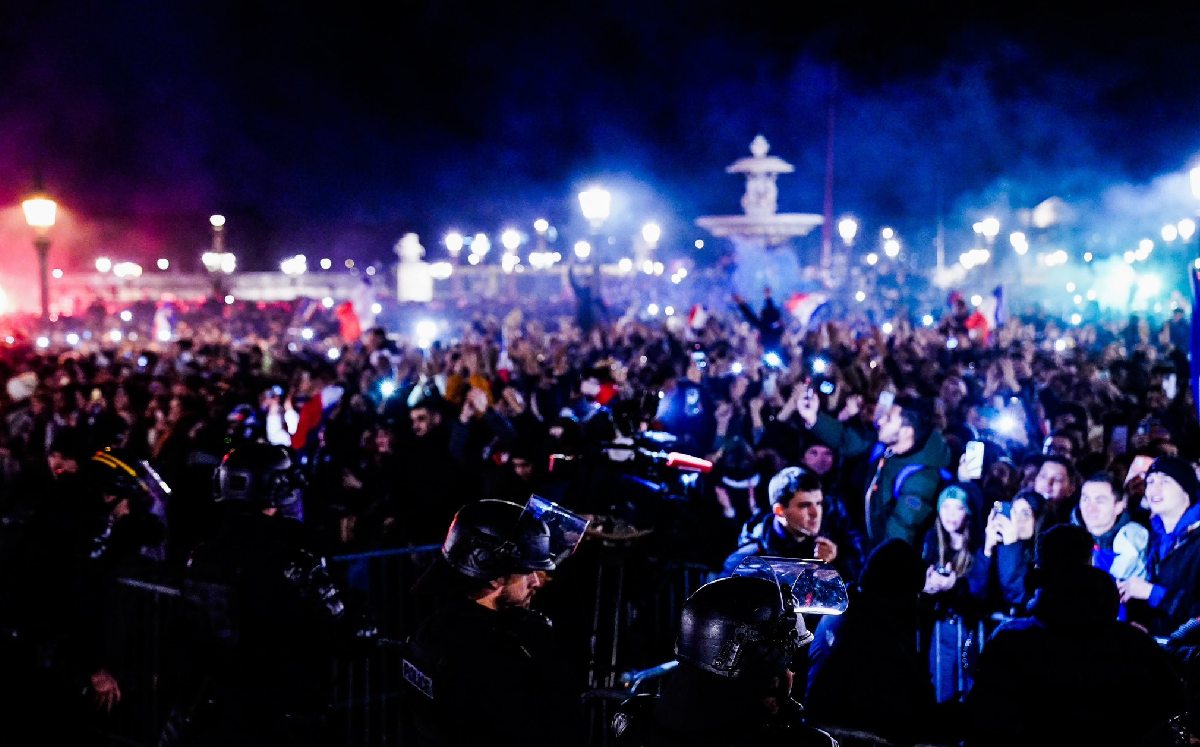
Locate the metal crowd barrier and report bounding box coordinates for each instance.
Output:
[93,547,707,746]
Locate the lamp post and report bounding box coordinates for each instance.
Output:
[578,186,611,261]
[22,188,57,319]
[201,214,235,299]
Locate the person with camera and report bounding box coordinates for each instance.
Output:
[403,498,588,746]
[612,573,837,747]
[164,442,375,747]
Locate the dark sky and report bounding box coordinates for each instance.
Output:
[3,2,1200,273]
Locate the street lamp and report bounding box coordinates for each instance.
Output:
[578,186,611,229]
[837,216,858,247]
[202,214,235,297]
[22,186,57,319]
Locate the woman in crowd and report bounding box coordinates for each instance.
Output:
[920,485,982,702]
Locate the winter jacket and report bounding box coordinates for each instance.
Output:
[719,498,865,583]
[1145,502,1200,637]
[1071,509,1149,582]
[809,412,951,548]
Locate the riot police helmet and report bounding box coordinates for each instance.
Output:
[89,447,173,508]
[676,575,811,680]
[213,441,304,508]
[442,499,556,580]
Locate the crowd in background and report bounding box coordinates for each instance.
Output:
[0,275,1196,744]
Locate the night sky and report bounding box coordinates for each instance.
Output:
[3,2,1200,277]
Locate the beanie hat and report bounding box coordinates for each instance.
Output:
[937,485,971,514]
[1147,455,1200,505]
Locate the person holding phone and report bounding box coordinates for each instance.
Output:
[920,485,981,702]
[967,490,1046,618]
[797,388,951,550]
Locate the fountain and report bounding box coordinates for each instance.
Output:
[695,135,823,298]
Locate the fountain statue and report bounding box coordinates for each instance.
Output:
[695,135,823,298]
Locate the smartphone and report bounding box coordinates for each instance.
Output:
[763,373,778,398]
[1126,454,1155,484]
[874,390,896,422]
[819,380,836,396]
[963,440,985,480]
[1110,425,1129,456]
[1164,373,1178,400]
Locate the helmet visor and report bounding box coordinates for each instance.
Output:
[732,556,849,616]
[521,495,591,564]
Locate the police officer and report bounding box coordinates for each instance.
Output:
[612,574,838,747]
[164,442,373,747]
[404,498,587,746]
[0,446,171,744]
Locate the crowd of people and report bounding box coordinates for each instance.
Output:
[0,274,1196,745]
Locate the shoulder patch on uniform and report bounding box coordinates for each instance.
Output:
[402,658,435,700]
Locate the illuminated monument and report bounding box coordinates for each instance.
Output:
[695,135,823,297]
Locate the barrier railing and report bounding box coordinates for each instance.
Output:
[90,547,712,746]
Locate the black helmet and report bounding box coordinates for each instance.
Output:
[213,442,304,508]
[442,499,555,580]
[89,447,172,508]
[676,575,811,679]
[225,403,261,444]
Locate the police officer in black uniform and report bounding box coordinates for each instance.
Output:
[404,498,588,746]
[164,442,374,747]
[612,574,839,747]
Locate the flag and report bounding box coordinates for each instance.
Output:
[292,383,344,453]
[335,301,362,344]
[965,310,991,345]
[1191,268,1200,423]
[992,285,1007,327]
[785,292,829,330]
[688,304,709,330]
[351,275,377,331]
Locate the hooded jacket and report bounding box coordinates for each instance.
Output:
[1145,501,1200,637]
[1070,508,1149,582]
[809,411,951,548]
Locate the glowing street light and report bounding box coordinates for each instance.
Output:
[573,241,592,260]
[471,233,491,257]
[1009,232,1029,256]
[22,184,57,319]
[96,257,113,273]
[157,258,170,270]
[837,216,858,246]
[444,231,465,260]
[578,186,611,228]
[641,222,661,246]
[500,228,522,252]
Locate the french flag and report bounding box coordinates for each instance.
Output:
[292,383,345,454]
[785,292,829,330]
